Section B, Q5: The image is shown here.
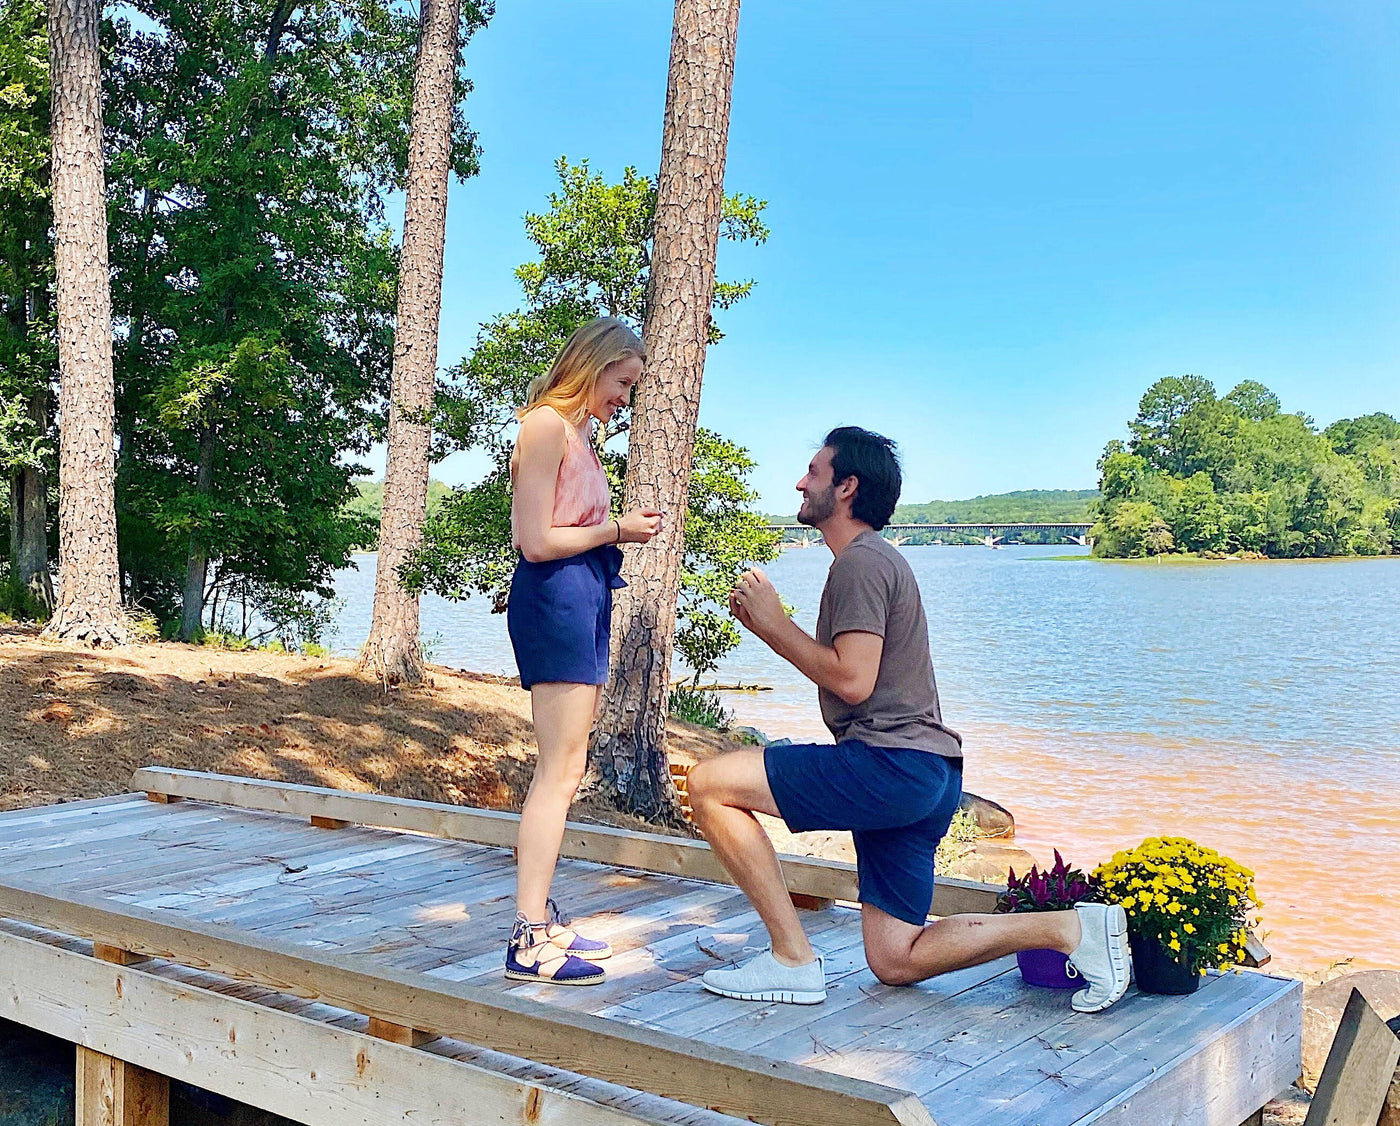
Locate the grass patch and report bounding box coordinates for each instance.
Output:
[668,685,734,731]
[935,806,986,876]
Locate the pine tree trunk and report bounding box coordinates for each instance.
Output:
[8,364,52,611]
[179,424,215,641]
[12,470,52,612]
[590,0,741,821]
[358,0,460,685]
[42,0,127,647]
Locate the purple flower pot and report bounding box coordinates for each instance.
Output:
[1016,948,1081,989]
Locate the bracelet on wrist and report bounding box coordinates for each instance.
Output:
[613,518,621,544]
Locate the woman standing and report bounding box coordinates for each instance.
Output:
[505,317,661,985]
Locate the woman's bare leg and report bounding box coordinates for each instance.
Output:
[516,682,600,923]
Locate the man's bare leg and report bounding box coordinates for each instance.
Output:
[687,750,816,966]
[861,901,1081,985]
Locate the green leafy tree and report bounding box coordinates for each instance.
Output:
[1096,499,1159,557]
[406,159,778,680]
[99,0,489,636]
[0,0,55,612]
[1129,375,1217,477]
[1172,472,1227,553]
[1224,380,1281,422]
[1144,516,1174,557]
[1095,377,1398,559]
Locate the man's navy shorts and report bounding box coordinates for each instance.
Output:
[764,740,964,926]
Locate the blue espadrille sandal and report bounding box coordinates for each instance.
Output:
[543,897,613,960]
[504,914,605,986]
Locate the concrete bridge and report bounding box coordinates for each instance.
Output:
[767,522,1095,549]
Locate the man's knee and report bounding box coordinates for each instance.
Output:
[687,759,720,818]
[865,942,919,986]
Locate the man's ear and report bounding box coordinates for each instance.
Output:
[836,475,859,502]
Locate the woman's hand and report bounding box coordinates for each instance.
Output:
[617,508,663,544]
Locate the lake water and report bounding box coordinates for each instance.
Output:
[330,546,1400,973]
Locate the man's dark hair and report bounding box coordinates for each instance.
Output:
[823,427,902,530]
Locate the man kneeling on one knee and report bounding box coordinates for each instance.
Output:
[688,426,1130,1011]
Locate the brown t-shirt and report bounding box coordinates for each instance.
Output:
[816,531,962,757]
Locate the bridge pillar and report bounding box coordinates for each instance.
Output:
[982,534,1003,549]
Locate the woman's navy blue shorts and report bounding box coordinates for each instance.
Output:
[507,544,626,689]
[765,740,964,926]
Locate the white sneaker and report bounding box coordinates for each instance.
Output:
[701,950,827,1004]
[1068,902,1131,1013]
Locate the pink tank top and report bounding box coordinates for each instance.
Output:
[512,408,611,542]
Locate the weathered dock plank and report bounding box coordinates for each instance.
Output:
[131,766,1003,917]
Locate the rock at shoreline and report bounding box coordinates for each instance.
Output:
[950,840,1039,885]
[960,791,1015,839]
[1301,969,1400,1124]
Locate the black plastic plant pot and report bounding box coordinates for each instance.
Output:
[1129,932,1202,994]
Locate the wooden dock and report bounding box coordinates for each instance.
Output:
[0,769,1302,1126]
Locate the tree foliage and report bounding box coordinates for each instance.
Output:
[1093,377,1400,558]
[95,0,489,637]
[404,159,778,678]
[0,0,55,553]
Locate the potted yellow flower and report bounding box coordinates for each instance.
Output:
[1093,836,1260,994]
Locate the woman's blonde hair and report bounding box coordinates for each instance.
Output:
[518,316,646,427]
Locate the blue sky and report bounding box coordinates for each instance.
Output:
[386,0,1400,509]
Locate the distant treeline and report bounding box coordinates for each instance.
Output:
[1092,377,1399,559]
[767,489,1099,544]
[347,480,454,549]
[893,489,1097,525]
[767,489,1097,526]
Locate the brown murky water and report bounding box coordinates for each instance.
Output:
[732,695,1398,974]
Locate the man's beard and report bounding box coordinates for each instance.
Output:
[797,485,836,527]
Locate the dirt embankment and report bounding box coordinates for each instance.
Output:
[0,625,743,824]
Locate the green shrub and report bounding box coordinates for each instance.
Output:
[126,608,160,641]
[0,573,51,623]
[200,630,249,651]
[668,685,733,731]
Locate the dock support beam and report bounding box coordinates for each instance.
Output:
[77,1047,169,1126]
[368,1017,434,1047]
[78,942,169,1126]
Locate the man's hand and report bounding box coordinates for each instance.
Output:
[730,568,786,638]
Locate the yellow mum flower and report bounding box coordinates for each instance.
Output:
[1183,923,1195,934]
